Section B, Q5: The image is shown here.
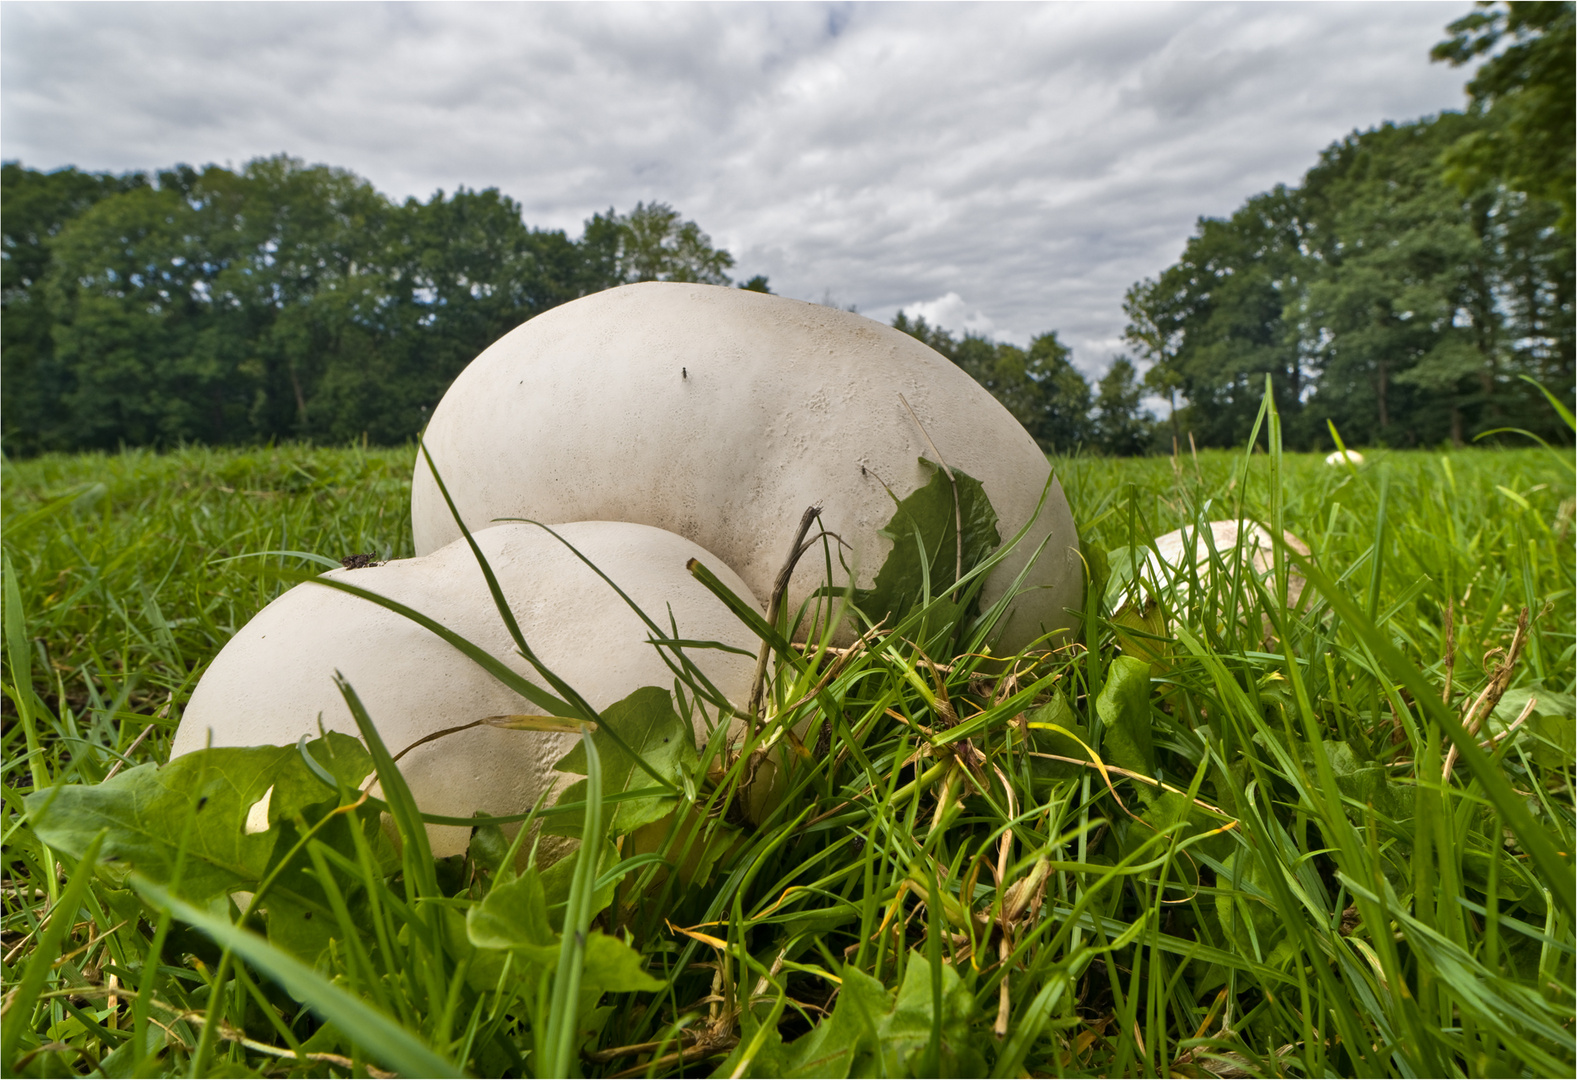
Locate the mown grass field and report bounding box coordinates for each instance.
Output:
[2,431,1572,1078]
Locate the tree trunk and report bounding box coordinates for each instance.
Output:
[289,362,308,428]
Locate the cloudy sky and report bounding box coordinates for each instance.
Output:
[3,1,1479,375]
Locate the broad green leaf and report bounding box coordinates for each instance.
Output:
[24,734,381,962]
[1214,847,1287,961]
[580,932,664,993]
[1024,690,1091,780]
[466,861,661,993]
[1096,655,1154,777]
[774,964,889,1078]
[270,732,376,820]
[1491,687,1575,769]
[1111,596,1170,673]
[467,869,556,959]
[27,752,283,899]
[468,819,512,873]
[540,837,622,928]
[24,734,373,895]
[548,685,696,837]
[630,806,741,890]
[723,956,981,1079]
[262,735,396,964]
[878,953,983,1078]
[848,458,1001,628]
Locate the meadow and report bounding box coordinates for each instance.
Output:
[2,424,1572,1077]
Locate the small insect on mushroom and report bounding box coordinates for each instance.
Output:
[340,553,379,570]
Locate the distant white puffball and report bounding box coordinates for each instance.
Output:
[1325,449,1364,466]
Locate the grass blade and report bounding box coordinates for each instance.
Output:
[131,876,462,1078]
[546,725,604,1078]
[0,830,104,1069]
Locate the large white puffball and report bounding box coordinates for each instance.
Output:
[412,283,1082,652]
[171,522,761,857]
[1325,449,1365,467]
[1144,520,1311,609]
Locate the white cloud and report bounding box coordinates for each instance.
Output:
[891,292,1003,342]
[2,1,1477,377]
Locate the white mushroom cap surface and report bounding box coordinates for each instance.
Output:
[171,522,761,857]
[411,282,1082,652]
[1325,449,1365,466]
[1143,520,1311,609]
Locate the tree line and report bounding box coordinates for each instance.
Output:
[3,3,1569,457]
[2,160,760,453]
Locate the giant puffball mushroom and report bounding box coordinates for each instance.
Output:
[1325,449,1365,467]
[171,522,762,858]
[1143,520,1311,611]
[411,282,1083,652]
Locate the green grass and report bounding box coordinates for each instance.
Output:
[2,429,1572,1078]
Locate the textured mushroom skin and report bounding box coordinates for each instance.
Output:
[171,522,761,857]
[412,282,1082,651]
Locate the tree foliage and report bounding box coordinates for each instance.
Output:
[1093,356,1149,457]
[1125,110,1573,450]
[0,159,742,454]
[1432,1,1575,233]
[890,314,1094,453]
[582,200,735,286]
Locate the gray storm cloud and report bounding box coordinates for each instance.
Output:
[1,1,1476,375]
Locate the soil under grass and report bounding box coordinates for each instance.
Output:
[2,436,1572,1078]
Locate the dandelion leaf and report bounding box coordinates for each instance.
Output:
[720,956,981,1078]
[548,685,696,837]
[876,954,983,1077]
[24,733,371,902]
[1214,847,1287,960]
[1493,687,1575,769]
[466,860,661,993]
[1025,689,1091,781]
[1096,655,1154,777]
[847,459,1000,630]
[774,964,888,1078]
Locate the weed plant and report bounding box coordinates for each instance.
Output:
[2,406,1572,1078]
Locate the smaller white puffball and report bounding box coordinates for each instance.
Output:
[1142,520,1311,610]
[171,522,762,857]
[1325,449,1365,466]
